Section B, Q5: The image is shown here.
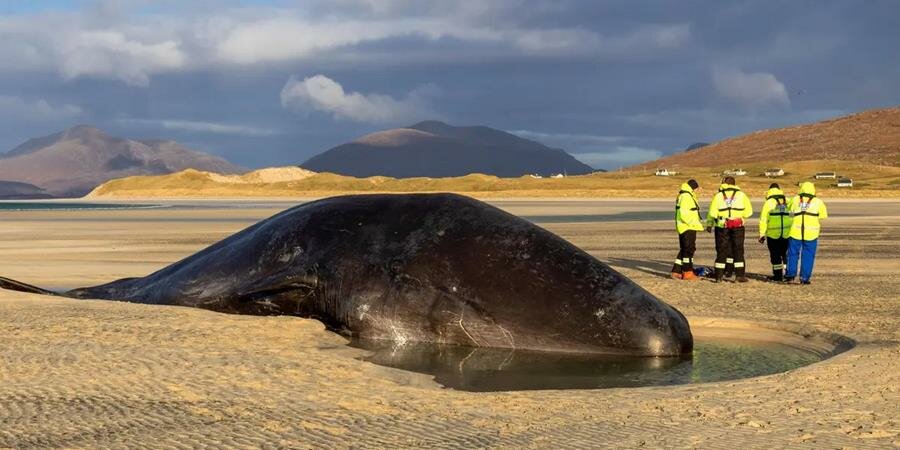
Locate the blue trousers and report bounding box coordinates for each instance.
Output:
[786,238,818,282]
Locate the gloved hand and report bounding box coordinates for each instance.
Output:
[758,236,766,244]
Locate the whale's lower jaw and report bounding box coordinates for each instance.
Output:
[347,314,693,357]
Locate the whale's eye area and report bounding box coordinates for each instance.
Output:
[388,259,403,274]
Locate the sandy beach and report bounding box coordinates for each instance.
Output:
[0,199,897,448]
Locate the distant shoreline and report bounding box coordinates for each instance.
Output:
[35,193,900,203]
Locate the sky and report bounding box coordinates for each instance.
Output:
[0,0,898,170]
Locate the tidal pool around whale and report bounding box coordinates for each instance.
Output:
[346,318,855,392]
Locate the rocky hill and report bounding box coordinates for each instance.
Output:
[0,125,243,197]
[633,107,900,170]
[301,121,594,178]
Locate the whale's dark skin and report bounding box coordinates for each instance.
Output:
[4,194,693,356]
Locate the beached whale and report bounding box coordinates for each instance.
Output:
[1,194,692,356]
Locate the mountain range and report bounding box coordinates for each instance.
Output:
[301,121,595,178]
[0,126,243,197]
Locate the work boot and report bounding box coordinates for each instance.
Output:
[800,280,811,285]
[670,272,683,280]
[782,277,796,284]
[736,276,750,283]
[714,268,724,283]
[771,270,783,282]
[682,271,699,281]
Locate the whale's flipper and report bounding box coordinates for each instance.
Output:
[0,276,59,296]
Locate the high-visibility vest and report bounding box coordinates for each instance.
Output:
[789,193,828,240]
[675,183,704,234]
[759,187,792,239]
[706,184,753,228]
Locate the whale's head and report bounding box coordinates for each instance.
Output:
[367,194,695,356]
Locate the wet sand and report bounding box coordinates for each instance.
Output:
[0,199,898,448]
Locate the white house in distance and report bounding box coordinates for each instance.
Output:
[722,168,747,176]
[655,168,678,176]
[815,171,837,179]
[765,168,785,177]
[837,178,853,187]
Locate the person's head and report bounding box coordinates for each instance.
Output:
[769,182,780,189]
[687,179,699,191]
[799,181,816,195]
[723,176,736,185]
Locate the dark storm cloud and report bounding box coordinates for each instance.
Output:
[0,0,897,169]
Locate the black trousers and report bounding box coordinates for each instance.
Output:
[766,237,789,280]
[714,226,746,277]
[672,230,697,274]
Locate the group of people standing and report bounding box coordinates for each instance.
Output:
[671,177,828,284]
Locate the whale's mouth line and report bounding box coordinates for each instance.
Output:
[333,316,856,392]
[341,334,695,359]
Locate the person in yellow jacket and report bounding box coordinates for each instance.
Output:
[671,179,703,280]
[758,183,792,281]
[785,181,828,284]
[705,176,753,282]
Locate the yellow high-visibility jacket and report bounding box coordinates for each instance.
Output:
[789,182,828,240]
[706,184,753,228]
[675,182,704,234]
[759,187,792,239]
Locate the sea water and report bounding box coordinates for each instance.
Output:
[349,337,831,391]
[0,202,159,211]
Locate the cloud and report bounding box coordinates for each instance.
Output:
[0,13,186,86]
[622,108,848,139]
[712,66,790,107]
[118,118,277,137]
[211,17,690,64]
[572,147,664,170]
[510,130,629,146]
[510,129,664,170]
[58,31,185,86]
[280,74,437,123]
[0,4,691,85]
[511,24,690,56]
[0,96,83,120]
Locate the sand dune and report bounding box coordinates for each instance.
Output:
[88,160,900,199]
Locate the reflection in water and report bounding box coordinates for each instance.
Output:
[350,338,825,392]
[523,211,672,223]
[0,202,160,211]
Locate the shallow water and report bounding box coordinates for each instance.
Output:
[0,202,159,211]
[350,337,826,392]
[523,211,672,223]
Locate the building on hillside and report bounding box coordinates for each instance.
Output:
[551,173,565,178]
[655,168,677,176]
[528,174,543,179]
[764,168,785,177]
[722,168,747,176]
[815,172,837,179]
[836,178,853,188]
